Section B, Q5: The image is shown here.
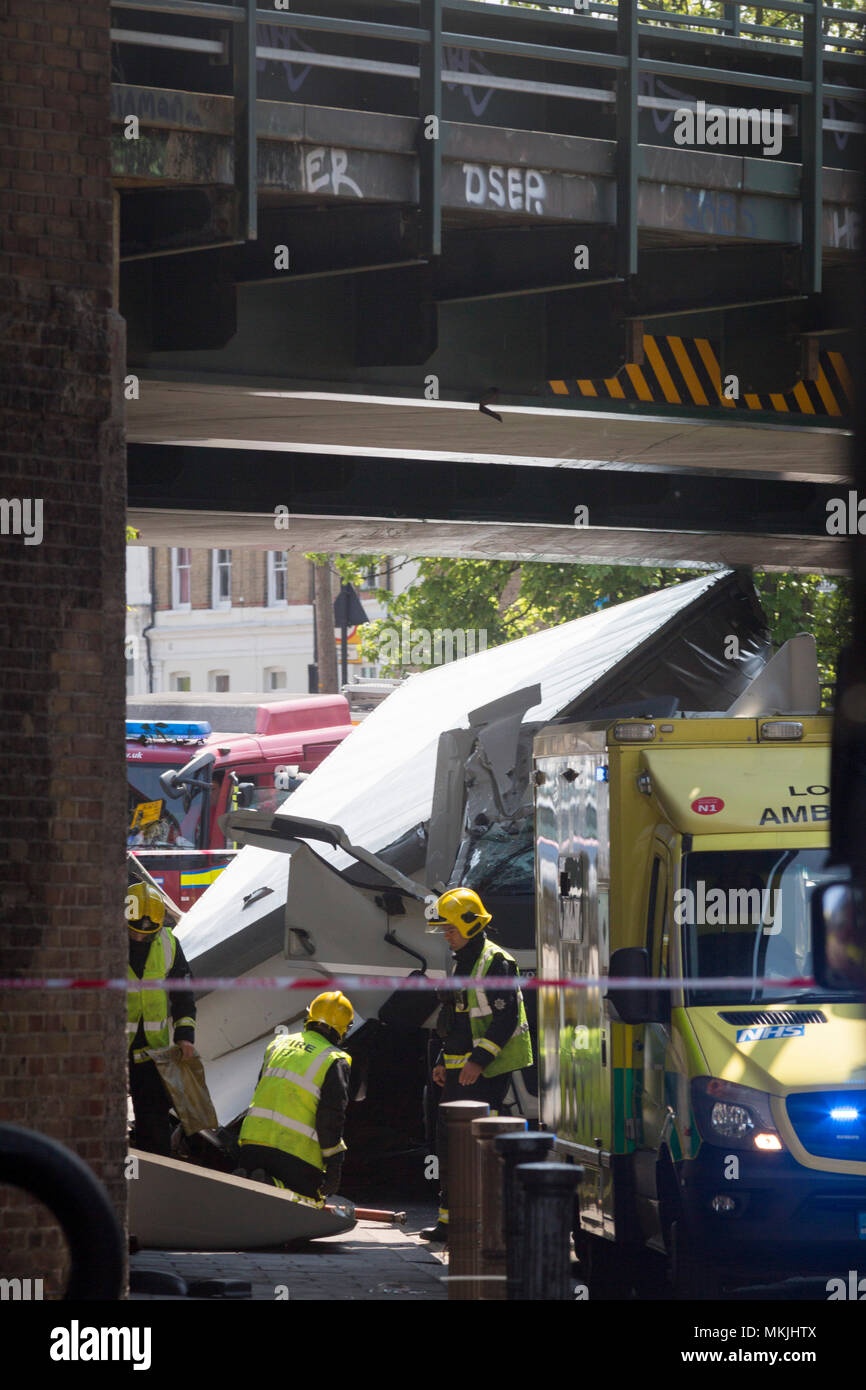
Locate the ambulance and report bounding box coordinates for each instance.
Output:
[534,712,866,1297]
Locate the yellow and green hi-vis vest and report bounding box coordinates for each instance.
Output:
[127,927,176,1056]
[239,1029,351,1172]
[467,940,533,1078]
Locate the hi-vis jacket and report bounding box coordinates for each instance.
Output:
[239,1029,352,1172]
[127,928,196,1060]
[438,936,533,1078]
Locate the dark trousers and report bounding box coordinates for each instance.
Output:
[129,1057,173,1157]
[236,1142,323,1199]
[436,1069,511,1214]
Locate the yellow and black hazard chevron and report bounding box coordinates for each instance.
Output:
[549,335,853,418]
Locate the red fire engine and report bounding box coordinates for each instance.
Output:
[126,695,353,911]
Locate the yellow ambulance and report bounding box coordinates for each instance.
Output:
[534,713,866,1297]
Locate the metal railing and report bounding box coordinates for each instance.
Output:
[110,0,866,290]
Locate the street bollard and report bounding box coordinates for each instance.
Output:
[495,1130,554,1300]
[516,1162,582,1301]
[472,1115,527,1301]
[440,1099,489,1301]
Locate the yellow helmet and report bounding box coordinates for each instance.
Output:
[425,887,491,940]
[126,882,165,932]
[307,991,354,1040]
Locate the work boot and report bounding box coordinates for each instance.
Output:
[420,1222,449,1244]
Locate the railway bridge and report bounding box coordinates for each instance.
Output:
[113,0,866,569]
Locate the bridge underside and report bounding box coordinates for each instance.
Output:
[127,427,850,571]
[125,506,847,571]
[127,379,850,483]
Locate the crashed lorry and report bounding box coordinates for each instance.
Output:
[176,569,805,1185]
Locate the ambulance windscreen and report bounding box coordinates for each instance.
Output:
[679,849,852,1005]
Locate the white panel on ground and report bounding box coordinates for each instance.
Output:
[128,1150,356,1250]
[203,1032,276,1126]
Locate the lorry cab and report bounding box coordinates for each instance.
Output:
[534,712,866,1296]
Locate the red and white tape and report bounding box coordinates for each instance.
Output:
[0,974,817,992]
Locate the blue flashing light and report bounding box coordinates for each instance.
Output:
[126,720,212,741]
[830,1107,860,1122]
[595,765,608,782]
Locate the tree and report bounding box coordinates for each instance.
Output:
[753,571,851,694]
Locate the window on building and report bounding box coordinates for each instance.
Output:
[211,549,232,609]
[171,673,191,691]
[171,549,191,610]
[208,672,230,692]
[267,551,288,607]
[265,668,287,690]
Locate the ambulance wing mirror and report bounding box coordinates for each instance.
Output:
[607,947,668,1025]
[811,882,866,992]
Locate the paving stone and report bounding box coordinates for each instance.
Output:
[129,1222,447,1300]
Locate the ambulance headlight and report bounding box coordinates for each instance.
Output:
[691,1078,783,1150]
[710,1102,753,1140]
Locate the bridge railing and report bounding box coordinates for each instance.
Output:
[110,0,865,288]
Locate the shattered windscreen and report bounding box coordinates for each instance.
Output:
[463,818,535,894]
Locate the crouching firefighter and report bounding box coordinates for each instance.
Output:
[235,992,354,1205]
[127,883,196,1156]
[421,888,533,1244]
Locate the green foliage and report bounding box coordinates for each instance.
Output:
[305,553,384,587]
[753,572,852,691]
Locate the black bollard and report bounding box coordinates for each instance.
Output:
[495,1131,554,1300]
[516,1162,582,1301]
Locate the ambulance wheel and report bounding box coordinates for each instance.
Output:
[669,1217,722,1300]
[572,1224,639,1300]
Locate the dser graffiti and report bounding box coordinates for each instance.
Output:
[462,164,547,214]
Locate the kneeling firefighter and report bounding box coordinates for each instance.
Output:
[236,991,354,1204]
[421,888,533,1244]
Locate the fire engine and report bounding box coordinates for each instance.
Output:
[127,695,353,910]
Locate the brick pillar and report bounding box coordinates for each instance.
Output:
[0,0,128,1296]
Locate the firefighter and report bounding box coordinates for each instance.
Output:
[126,882,196,1156]
[421,887,533,1244]
[235,991,354,1205]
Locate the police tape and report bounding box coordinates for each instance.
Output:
[0,974,816,992]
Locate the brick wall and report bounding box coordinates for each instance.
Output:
[287,551,310,604]
[154,547,312,610]
[153,546,171,610]
[0,0,128,1297]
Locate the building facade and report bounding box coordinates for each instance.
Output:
[126,548,415,696]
